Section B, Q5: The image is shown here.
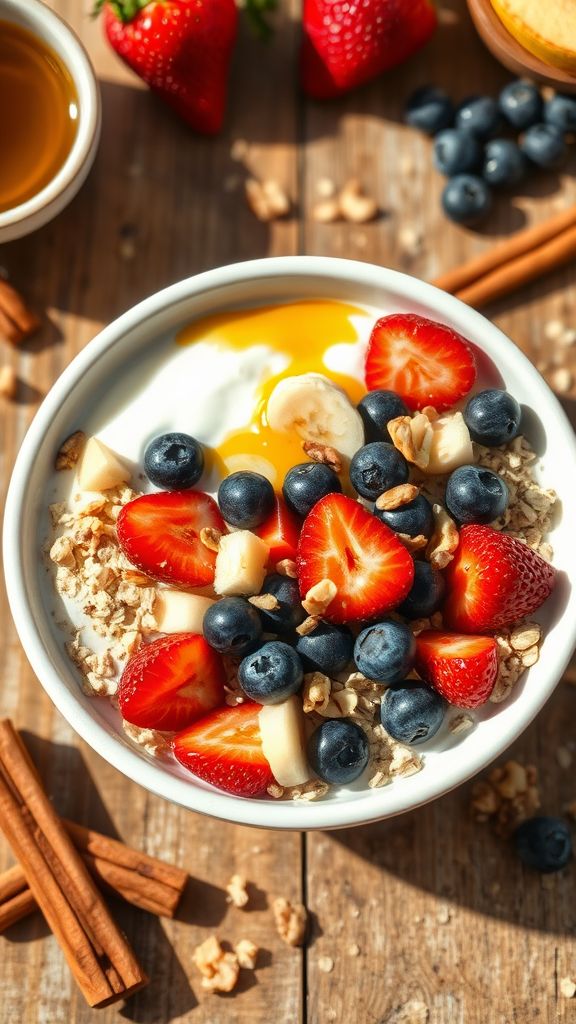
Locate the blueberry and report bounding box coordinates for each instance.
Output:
[257,573,305,635]
[514,816,572,874]
[354,620,416,684]
[283,462,342,517]
[349,442,408,501]
[217,471,275,529]
[434,129,482,176]
[482,138,527,188]
[544,93,576,134]
[499,80,543,130]
[380,682,446,745]
[464,388,522,446]
[397,560,446,619]
[203,596,262,656]
[404,85,454,135]
[295,622,354,676]
[239,641,303,705]
[441,174,492,226]
[445,465,509,525]
[520,123,567,168]
[357,390,409,443]
[144,432,204,490]
[374,494,433,539]
[307,719,369,785]
[456,95,502,140]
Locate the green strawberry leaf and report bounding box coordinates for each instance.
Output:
[243,0,278,41]
[92,0,150,22]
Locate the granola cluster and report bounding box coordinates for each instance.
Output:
[470,759,541,837]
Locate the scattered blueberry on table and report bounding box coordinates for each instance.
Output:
[514,816,573,874]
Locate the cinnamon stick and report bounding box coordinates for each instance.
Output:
[0,819,188,932]
[433,204,576,295]
[0,720,147,1007]
[0,279,40,344]
[454,223,576,309]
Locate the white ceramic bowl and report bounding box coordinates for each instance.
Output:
[4,257,576,830]
[0,0,101,242]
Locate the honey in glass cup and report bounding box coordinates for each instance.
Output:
[0,20,78,213]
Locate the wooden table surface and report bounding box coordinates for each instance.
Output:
[2,2,576,1021]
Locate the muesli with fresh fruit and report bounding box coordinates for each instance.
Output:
[48,302,557,800]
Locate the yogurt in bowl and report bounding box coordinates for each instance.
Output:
[4,257,575,830]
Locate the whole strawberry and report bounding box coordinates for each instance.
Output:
[98,0,238,134]
[300,0,437,99]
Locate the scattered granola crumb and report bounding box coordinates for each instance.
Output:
[339,179,379,223]
[316,177,336,198]
[448,712,474,735]
[0,365,17,399]
[318,955,334,973]
[235,939,259,970]
[347,942,361,957]
[398,224,423,258]
[557,746,573,769]
[193,935,240,993]
[245,177,290,221]
[272,897,308,946]
[375,483,419,511]
[302,578,337,616]
[226,874,249,909]
[303,440,342,473]
[276,558,298,578]
[200,526,222,552]
[470,760,540,836]
[230,138,249,161]
[560,977,576,999]
[544,319,564,342]
[122,720,170,757]
[491,622,542,704]
[426,503,459,570]
[267,781,285,799]
[436,904,451,924]
[55,430,86,470]
[302,672,331,714]
[248,593,281,611]
[312,198,342,223]
[388,413,432,470]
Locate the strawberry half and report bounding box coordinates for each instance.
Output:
[365,313,477,412]
[118,633,225,731]
[173,703,273,797]
[254,496,301,564]
[297,493,414,623]
[444,525,555,633]
[415,630,498,708]
[117,490,225,588]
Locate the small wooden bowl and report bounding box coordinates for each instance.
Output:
[467,0,576,93]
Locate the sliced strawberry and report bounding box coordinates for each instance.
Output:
[118,633,225,731]
[444,525,555,633]
[365,313,477,412]
[172,703,273,797]
[117,490,225,588]
[254,496,301,564]
[297,493,414,624]
[415,630,498,708]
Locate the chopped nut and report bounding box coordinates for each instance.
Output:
[318,955,334,973]
[388,413,432,470]
[235,939,258,970]
[302,672,331,713]
[0,365,17,399]
[272,897,308,946]
[276,558,297,578]
[226,873,249,909]
[492,760,527,799]
[193,936,240,993]
[470,780,501,817]
[426,503,459,570]
[302,578,337,615]
[245,178,290,221]
[303,440,342,473]
[560,977,576,999]
[248,593,281,611]
[312,198,342,223]
[55,430,86,470]
[397,532,428,552]
[375,483,419,511]
[339,179,379,223]
[448,712,474,735]
[296,614,321,636]
[200,526,222,552]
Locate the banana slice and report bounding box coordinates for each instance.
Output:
[259,696,310,787]
[424,412,475,476]
[155,591,215,634]
[266,373,364,460]
[214,530,269,596]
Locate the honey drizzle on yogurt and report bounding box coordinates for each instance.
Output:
[177,300,370,486]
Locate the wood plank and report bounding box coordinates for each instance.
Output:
[0,3,303,1022]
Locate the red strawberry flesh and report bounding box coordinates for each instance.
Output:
[365,313,477,412]
[415,630,498,708]
[118,632,226,731]
[297,492,414,623]
[173,703,273,797]
[117,490,225,588]
[254,496,301,564]
[444,524,555,633]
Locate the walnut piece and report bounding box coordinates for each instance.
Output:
[296,615,321,636]
[226,873,249,909]
[470,760,540,836]
[426,503,459,570]
[193,935,240,993]
[248,593,280,611]
[55,430,86,470]
[302,578,337,615]
[388,413,433,470]
[272,897,308,946]
[303,440,342,473]
[276,558,297,578]
[375,483,419,511]
[235,939,259,970]
[302,672,331,713]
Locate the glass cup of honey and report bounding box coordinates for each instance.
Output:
[0,0,101,242]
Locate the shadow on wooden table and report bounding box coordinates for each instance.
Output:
[328,679,576,938]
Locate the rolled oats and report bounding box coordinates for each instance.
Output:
[122,720,170,757]
[272,897,308,946]
[448,712,474,735]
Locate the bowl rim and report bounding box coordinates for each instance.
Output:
[0,0,101,240]
[5,255,576,830]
